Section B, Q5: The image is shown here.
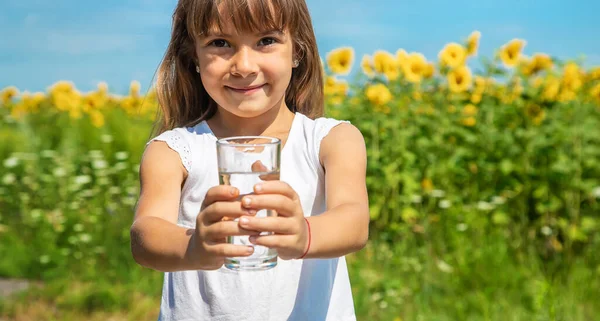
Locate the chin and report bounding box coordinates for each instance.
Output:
[221,104,277,118]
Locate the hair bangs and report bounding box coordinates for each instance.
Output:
[188,0,297,38]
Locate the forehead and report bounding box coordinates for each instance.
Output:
[190,0,286,37]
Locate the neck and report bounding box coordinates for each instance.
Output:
[208,102,295,139]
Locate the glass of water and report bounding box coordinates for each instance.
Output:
[216,136,281,271]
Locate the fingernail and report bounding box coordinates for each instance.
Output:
[246,246,254,254]
[254,184,263,192]
[249,236,257,244]
[248,209,256,215]
[230,187,237,195]
[243,197,251,207]
[240,217,249,225]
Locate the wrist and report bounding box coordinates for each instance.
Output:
[297,217,311,259]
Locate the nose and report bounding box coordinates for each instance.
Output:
[230,46,258,77]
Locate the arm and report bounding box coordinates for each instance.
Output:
[130,141,196,272]
[235,123,370,259]
[131,141,257,272]
[306,123,370,258]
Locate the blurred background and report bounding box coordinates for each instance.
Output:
[1,0,600,320]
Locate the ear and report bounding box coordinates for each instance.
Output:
[293,45,305,68]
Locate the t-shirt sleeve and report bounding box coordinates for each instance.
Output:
[147,129,192,173]
[312,117,351,170]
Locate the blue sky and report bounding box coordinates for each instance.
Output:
[2,0,599,94]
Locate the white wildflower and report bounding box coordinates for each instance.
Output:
[41,150,57,158]
[431,189,446,198]
[410,194,423,204]
[39,255,50,264]
[477,201,495,211]
[74,175,92,185]
[2,173,16,185]
[92,159,108,169]
[3,157,19,168]
[79,234,92,243]
[115,151,129,160]
[439,199,452,209]
[592,187,600,199]
[541,226,552,236]
[53,167,67,177]
[436,259,454,273]
[88,150,104,159]
[101,134,113,143]
[492,196,506,205]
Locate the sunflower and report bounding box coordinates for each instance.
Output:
[447,66,472,93]
[130,80,141,97]
[402,53,428,83]
[97,82,109,93]
[373,50,400,81]
[461,117,477,127]
[49,81,81,113]
[473,76,486,93]
[326,47,354,75]
[525,103,545,125]
[499,39,526,68]
[462,104,478,116]
[361,55,375,78]
[590,83,600,103]
[466,31,481,57]
[421,178,434,192]
[439,43,467,68]
[396,49,409,69]
[365,83,392,106]
[1,86,19,105]
[587,67,600,81]
[542,76,561,101]
[521,53,553,76]
[89,109,105,128]
[561,62,583,92]
[423,62,435,79]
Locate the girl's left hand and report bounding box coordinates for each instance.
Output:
[238,181,309,260]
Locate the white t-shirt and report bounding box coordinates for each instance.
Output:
[148,112,357,321]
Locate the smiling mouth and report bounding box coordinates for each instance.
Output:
[226,84,266,94]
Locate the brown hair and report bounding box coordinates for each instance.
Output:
[152,0,324,135]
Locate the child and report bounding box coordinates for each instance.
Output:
[130,0,370,320]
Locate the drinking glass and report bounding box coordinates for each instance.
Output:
[216,136,281,271]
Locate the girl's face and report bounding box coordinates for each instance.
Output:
[195,22,295,119]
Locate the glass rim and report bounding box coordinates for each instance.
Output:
[216,136,281,147]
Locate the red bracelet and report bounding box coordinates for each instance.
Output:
[297,217,311,259]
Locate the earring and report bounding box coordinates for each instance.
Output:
[195,66,200,73]
[293,59,299,68]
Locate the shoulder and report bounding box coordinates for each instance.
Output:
[319,121,366,167]
[145,122,213,174]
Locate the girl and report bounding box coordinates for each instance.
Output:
[130,0,370,320]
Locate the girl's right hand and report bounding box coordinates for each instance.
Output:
[190,185,258,270]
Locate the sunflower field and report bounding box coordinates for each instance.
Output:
[1,31,600,321]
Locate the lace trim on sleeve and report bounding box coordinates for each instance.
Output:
[150,130,192,173]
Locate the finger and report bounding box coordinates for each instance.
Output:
[247,234,291,249]
[241,194,297,217]
[202,185,240,210]
[251,160,269,172]
[206,221,261,240]
[253,181,298,200]
[251,160,279,181]
[206,243,255,258]
[239,216,297,234]
[203,201,255,223]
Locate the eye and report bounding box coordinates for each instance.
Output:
[208,39,230,48]
[258,37,277,46]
